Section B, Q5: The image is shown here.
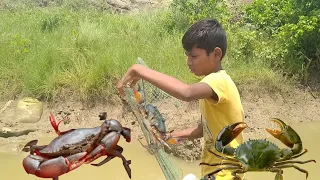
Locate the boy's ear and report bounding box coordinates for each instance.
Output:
[212,47,222,60]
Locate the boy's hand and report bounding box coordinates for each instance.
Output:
[116,64,142,98]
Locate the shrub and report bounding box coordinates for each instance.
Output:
[168,0,231,30]
[244,0,320,83]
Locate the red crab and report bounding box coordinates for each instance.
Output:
[22,112,131,180]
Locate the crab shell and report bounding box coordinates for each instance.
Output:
[38,119,125,157]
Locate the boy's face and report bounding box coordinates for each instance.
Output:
[185,46,222,76]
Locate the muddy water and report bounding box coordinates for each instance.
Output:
[0,122,319,180]
[243,122,319,180]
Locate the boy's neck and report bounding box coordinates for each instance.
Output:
[211,65,223,73]
[203,67,223,76]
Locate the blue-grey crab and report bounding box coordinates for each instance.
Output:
[145,104,166,136]
[200,118,316,180]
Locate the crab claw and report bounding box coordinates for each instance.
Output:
[265,118,301,148]
[266,118,302,154]
[22,140,39,154]
[122,127,131,143]
[215,122,248,155]
[217,122,248,146]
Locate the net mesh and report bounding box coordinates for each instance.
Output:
[123,57,184,180]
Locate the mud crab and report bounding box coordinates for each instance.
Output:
[22,112,132,180]
[145,104,166,136]
[200,118,316,180]
[137,103,175,152]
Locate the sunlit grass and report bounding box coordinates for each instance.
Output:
[0,3,292,102]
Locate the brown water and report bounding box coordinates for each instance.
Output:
[0,122,319,180]
[243,122,319,180]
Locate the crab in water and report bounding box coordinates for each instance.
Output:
[200,118,316,180]
[22,112,132,180]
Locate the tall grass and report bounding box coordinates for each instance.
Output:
[0,2,291,102]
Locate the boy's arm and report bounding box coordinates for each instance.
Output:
[168,122,203,140]
[117,64,218,102]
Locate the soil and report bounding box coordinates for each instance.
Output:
[0,84,319,162]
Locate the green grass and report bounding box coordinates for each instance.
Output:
[0,2,293,102]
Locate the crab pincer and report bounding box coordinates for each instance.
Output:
[215,121,248,155]
[265,118,302,154]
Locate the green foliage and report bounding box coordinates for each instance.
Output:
[244,0,295,34]
[168,0,231,30]
[244,0,320,83]
[41,14,63,32]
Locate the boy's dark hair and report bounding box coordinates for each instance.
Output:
[182,19,227,59]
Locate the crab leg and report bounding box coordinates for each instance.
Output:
[90,145,124,166]
[207,149,240,162]
[291,149,309,159]
[199,162,242,167]
[90,155,115,166]
[81,132,132,179]
[273,164,309,179]
[204,166,242,179]
[231,169,246,180]
[269,168,283,180]
[274,159,316,166]
[107,148,131,179]
[100,132,131,178]
[49,112,74,135]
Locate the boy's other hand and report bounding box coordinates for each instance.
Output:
[116,64,142,98]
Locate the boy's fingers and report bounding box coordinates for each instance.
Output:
[130,78,140,88]
[116,80,126,98]
[118,85,127,98]
[118,88,125,98]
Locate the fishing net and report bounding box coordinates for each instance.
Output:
[123,57,184,180]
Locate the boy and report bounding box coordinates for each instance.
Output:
[117,19,244,180]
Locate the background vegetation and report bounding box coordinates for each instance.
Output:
[0,0,319,103]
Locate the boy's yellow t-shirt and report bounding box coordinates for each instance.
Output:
[199,70,244,180]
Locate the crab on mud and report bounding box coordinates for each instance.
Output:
[200,118,316,180]
[22,112,132,180]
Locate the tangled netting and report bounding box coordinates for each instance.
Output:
[123,57,184,180]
